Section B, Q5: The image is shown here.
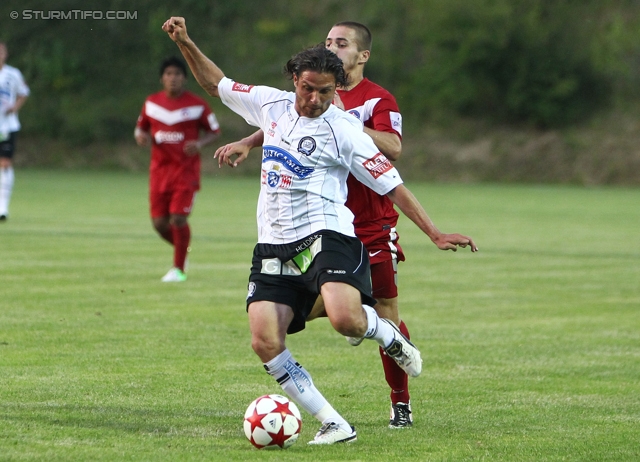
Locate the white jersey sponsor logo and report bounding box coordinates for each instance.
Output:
[363,153,394,179]
[232,82,254,93]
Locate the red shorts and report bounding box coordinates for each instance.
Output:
[370,258,399,299]
[150,189,197,218]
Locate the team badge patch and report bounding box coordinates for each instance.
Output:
[363,153,394,179]
[297,137,316,156]
[348,109,361,120]
[232,82,254,93]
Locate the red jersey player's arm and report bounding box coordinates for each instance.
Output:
[334,91,402,161]
[134,127,151,147]
[363,127,401,161]
[183,131,221,155]
[214,129,264,168]
[386,184,478,252]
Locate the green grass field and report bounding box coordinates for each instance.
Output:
[1,170,639,461]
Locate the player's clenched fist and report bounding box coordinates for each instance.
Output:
[162,17,189,43]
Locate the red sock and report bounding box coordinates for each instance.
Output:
[379,320,411,404]
[171,224,190,271]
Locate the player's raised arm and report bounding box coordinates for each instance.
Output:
[386,184,478,252]
[162,16,225,98]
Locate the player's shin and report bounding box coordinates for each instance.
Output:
[263,349,350,430]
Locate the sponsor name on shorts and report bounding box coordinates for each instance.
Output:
[295,234,320,253]
[154,130,184,144]
[363,153,393,179]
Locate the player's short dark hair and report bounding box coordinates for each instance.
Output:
[333,21,372,52]
[160,56,187,77]
[284,43,349,88]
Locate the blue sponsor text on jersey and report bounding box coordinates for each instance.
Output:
[262,145,314,179]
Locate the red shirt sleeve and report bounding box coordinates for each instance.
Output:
[199,103,221,134]
[368,94,402,139]
[136,101,150,131]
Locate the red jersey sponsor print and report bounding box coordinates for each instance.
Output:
[137,90,220,193]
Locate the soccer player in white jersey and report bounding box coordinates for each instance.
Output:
[216,22,423,429]
[163,16,478,445]
[0,42,30,221]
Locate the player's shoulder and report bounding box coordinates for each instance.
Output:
[359,78,397,102]
[2,64,20,73]
[326,105,363,128]
[0,64,23,78]
[323,107,366,142]
[145,91,166,104]
[181,90,209,104]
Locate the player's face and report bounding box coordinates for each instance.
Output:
[161,65,186,97]
[325,26,367,74]
[293,70,336,118]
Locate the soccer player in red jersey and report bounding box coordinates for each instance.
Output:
[215,23,429,428]
[135,56,221,282]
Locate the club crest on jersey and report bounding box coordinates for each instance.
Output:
[264,164,293,191]
[262,145,314,179]
[231,82,254,93]
[363,153,394,179]
[297,137,316,156]
[348,109,361,120]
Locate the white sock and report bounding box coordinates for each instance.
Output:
[362,304,395,348]
[0,166,14,216]
[264,349,350,431]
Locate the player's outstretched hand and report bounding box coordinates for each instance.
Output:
[214,141,251,168]
[433,233,478,252]
[162,17,189,43]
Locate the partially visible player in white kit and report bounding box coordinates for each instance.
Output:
[216,22,421,429]
[163,16,477,445]
[0,42,30,221]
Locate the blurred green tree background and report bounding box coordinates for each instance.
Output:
[2,0,640,183]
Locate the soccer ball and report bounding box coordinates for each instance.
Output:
[243,394,302,449]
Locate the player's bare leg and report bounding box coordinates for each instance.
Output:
[321,282,422,378]
[248,300,356,444]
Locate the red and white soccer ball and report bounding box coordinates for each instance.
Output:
[243,394,302,449]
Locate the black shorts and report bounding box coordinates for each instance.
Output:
[246,230,376,334]
[0,132,17,159]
